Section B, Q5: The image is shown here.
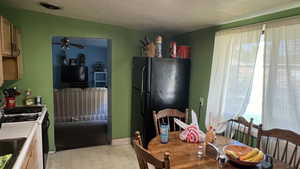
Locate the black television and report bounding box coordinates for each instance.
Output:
[61,65,88,82]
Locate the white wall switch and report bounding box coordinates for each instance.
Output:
[199,96,205,107]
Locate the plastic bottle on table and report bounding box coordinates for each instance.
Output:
[160,122,169,144]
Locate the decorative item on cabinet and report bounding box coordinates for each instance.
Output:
[169,41,177,58]
[139,36,156,57]
[145,42,156,57]
[155,35,162,58]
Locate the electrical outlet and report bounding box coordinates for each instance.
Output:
[199,97,205,107]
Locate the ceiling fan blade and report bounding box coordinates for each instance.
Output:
[61,37,69,43]
[70,43,85,49]
[52,42,62,45]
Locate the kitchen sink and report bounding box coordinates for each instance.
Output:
[0,138,26,169]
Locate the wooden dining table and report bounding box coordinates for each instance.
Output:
[148,131,293,169]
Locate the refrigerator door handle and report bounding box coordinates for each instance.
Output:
[140,65,146,96]
[139,66,146,117]
[140,97,144,117]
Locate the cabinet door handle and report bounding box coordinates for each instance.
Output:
[11,43,15,55]
[11,43,20,57]
[15,48,20,57]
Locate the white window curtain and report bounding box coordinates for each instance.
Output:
[263,18,300,133]
[206,25,262,133]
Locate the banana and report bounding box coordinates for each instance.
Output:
[239,148,259,160]
[225,150,239,159]
[244,151,264,162]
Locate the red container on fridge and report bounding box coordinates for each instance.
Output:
[5,97,16,108]
[177,46,191,59]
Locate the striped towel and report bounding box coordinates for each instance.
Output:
[0,154,12,169]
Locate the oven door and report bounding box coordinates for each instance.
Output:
[42,112,50,169]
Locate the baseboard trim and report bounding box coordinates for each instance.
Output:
[112,137,131,145]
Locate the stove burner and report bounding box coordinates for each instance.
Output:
[4,106,43,115]
[3,114,39,123]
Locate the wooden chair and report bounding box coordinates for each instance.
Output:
[224,116,253,146]
[133,131,171,169]
[257,125,300,169]
[153,109,188,136]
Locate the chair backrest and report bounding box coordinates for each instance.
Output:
[133,131,171,169]
[257,125,300,169]
[225,116,253,146]
[153,108,188,136]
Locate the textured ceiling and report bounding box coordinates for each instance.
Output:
[3,0,300,33]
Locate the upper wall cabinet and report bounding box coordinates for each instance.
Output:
[0,55,3,86]
[11,25,21,57]
[0,16,13,57]
[3,26,23,80]
[0,16,23,86]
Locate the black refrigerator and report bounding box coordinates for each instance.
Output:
[131,57,190,147]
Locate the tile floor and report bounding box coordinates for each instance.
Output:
[47,144,142,169]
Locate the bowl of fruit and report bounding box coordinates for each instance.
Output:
[223,145,264,166]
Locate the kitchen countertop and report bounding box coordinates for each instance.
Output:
[0,106,47,169]
[0,122,38,169]
[0,122,36,140]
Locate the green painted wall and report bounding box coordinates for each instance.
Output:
[175,6,300,130]
[174,28,215,130]
[2,2,300,152]
[0,4,151,151]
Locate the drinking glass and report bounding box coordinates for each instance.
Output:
[217,154,227,168]
[197,142,206,159]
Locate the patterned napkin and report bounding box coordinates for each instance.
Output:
[174,110,205,143]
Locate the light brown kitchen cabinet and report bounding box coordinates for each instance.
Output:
[0,16,23,82]
[0,56,3,86]
[0,16,12,57]
[16,28,23,78]
[21,135,38,169]
[3,26,23,80]
[11,25,21,57]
